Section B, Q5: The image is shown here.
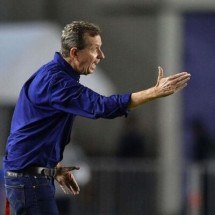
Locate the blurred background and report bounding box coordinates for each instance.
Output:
[1,0,215,214]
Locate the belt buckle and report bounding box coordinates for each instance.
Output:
[43,168,56,177]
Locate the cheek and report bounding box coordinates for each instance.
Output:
[84,57,95,66]
[78,57,88,67]
[78,60,92,72]
[78,54,96,69]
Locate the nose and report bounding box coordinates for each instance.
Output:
[98,49,105,60]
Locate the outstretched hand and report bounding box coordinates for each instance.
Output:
[55,166,80,195]
[155,66,191,97]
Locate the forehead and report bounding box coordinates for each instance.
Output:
[84,34,102,47]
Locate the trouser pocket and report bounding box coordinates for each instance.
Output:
[5,178,26,215]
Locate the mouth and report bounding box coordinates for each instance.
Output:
[91,62,98,70]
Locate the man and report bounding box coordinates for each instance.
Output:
[3,21,190,215]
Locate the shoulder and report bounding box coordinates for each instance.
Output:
[30,62,73,87]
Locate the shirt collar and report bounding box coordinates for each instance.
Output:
[53,52,80,82]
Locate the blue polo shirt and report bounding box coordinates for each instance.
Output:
[3,52,131,171]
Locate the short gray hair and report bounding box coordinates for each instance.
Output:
[61,21,101,57]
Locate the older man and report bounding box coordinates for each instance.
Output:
[3,21,190,215]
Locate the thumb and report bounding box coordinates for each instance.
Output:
[156,66,164,86]
[61,166,80,173]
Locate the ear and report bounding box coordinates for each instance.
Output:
[69,47,78,60]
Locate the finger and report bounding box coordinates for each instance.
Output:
[168,72,191,81]
[68,185,79,195]
[59,181,69,194]
[65,183,76,195]
[60,185,68,194]
[163,77,189,94]
[72,166,80,170]
[175,77,190,89]
[70,185,79,195]
[61,172,80,195]
[167,74,191,87]
[69,174,80,193]
[69,178,80,193]
[65,181,79,195]
[175,83,188,92]
[171,76,190,89]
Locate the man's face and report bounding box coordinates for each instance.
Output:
[75,34,105,75]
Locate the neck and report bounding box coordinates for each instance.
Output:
[63,56,71,65]
[63,55,80,75]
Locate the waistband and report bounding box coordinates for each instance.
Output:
[5,167,57,178]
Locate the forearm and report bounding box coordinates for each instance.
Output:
[128,87,157,109]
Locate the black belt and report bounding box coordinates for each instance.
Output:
[5,167,57,178]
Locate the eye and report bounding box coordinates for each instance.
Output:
[90,47,99,54]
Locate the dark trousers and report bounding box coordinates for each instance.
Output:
[4,173,59,215]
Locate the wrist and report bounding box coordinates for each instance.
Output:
[129,87,157,109]
[56,163,62,168]
[150,86,159,99]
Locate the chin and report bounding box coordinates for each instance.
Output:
[82,70,93,76]
[88,69,95,75]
